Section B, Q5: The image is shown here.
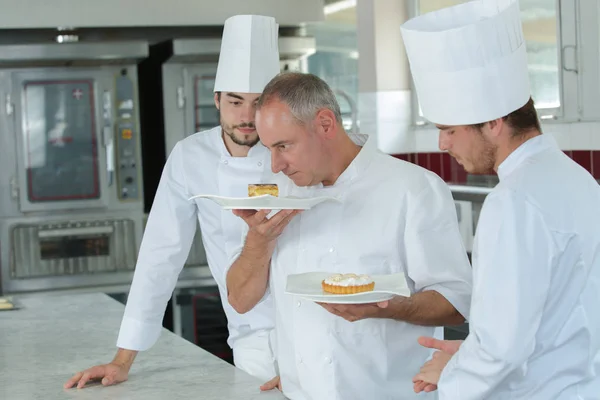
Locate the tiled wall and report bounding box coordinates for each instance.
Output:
[393,150,600,184]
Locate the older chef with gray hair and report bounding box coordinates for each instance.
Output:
[65,14,282,389]
[401,1,600,398]
[226,71,473,399]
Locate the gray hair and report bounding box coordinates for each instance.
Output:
[257,72,343,126]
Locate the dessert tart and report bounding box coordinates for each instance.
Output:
[248,184,279,197]
[322,273,375,294]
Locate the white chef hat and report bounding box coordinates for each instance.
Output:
[214,15,280,94]
[400,0,531,125]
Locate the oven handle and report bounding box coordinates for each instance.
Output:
[102,90,115,187]
[38,226,114,239]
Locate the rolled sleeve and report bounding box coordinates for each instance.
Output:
[426,282,471,323]
[404,173,473,320]
[224,222,271,308]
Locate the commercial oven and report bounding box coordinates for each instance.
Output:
[0,41,148,295]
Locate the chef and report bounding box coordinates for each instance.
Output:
[401,1,600,398]
[64,14,282,389]
[226,72,473,399]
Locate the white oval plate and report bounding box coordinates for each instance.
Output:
[188,194,340,210]
[285,272,410,304]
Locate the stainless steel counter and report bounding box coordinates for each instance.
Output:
[0,293,285,400]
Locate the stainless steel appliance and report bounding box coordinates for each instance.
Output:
[0,41,149,294]
[158,35,316,272]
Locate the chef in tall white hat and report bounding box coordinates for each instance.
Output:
[65,14,283,389]
[401,1,600,399]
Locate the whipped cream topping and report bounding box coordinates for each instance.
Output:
[324,273,373,287]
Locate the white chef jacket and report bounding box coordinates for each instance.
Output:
[231,134,473,400]
[438,134,600,399]
[117,126,276,360]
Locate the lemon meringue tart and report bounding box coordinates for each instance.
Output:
[322,273,375,294]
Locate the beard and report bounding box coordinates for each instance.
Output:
[221,118,259,147]
[449,134,497,175]
[470,135,497,174]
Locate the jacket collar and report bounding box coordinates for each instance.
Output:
[497,134,556,181]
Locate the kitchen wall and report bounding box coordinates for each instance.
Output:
[337,0,600,184]
[394,123,600,184]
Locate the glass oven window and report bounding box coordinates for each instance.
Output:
[39,235,110,260]
[23,80,100,202]
[194,75,220,132]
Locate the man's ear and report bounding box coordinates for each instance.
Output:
[214,92,221,110]
[315,108,337,139]
[485,118,505,139]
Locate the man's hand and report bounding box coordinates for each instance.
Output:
[260,376,282,392]
[413,350,453,392]
[317,300,392,322]
[233,209,301,243]
[64,362,129,389]
[227,209,301,314]
[418,336,463,355]
[64,348,136,390]
[412,337,464,393]
[413,380,438,393]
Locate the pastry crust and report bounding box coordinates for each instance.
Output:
[248,184,279,197]
[321,273,375,294]
[322,281,375,294]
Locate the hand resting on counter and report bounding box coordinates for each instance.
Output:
[64,348,137,389]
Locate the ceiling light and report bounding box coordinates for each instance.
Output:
[324,0,357,15]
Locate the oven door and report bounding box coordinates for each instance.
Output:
[11,69,113,213]
[163,62,218,158]
[186,64,219,135]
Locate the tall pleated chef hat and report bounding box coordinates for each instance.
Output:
[400,0,531,125]
[214,15,280,93]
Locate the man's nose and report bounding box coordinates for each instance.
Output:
[271,151,284,174]
[439,131,451,152]
[240,103,255,123]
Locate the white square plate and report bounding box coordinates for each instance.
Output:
[188,194,340,210]
[285,272,411,304]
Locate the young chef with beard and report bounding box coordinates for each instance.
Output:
[64,14,282,389]
[401,1,600,398]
